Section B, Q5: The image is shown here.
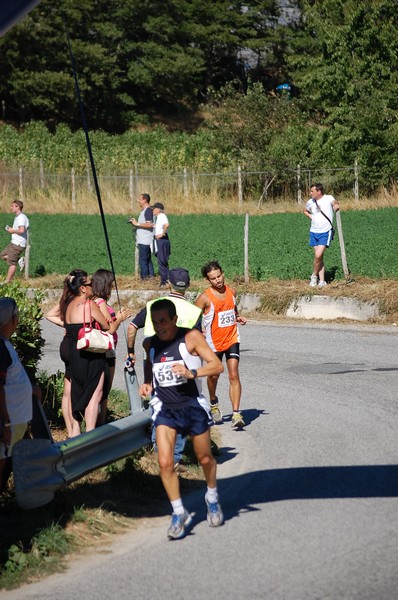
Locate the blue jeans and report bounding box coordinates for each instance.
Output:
[156,237,170,285]
[138,244,154,279]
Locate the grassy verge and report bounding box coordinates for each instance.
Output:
[0,388,219,590]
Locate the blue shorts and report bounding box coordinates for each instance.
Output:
[153,400,212,437]
[216,343,240,362]
[309,230,333,248]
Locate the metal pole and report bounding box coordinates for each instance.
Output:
[244,213,249,282]
[71,168,76,211]
[24,229,30,279]
[86,158,92,192]
[129,169,133,212]
[297,164,301,204]
[39,159,45,189]
[335,210,350,280]
[354,159,359,202]
[238,165,243,206]
[183,167,188,201]
[19,166,23,200]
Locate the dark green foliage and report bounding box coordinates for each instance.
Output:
[287,0,398,187]
[0,0,281,129]
[0,282,45,381]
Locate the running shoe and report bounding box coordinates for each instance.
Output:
[18,256,25,271]
[205,497,224,527]
[210,401,223,424]
[309,273,318,287]
[231,411,245,428]
[318,281,327,288]
[167,510,192,540]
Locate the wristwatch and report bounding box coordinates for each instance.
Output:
[190,369,198,379]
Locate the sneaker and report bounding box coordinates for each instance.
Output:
[309,273,318,287]
[210,400,223,424]
[318,281,327,288]
[205,497,224,527]
[231,411,245,428]
[167,510,192,540]
[18,256,25,271]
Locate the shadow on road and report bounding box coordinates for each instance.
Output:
[218,464,398,520]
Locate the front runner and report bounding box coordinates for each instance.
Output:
[195,260,247,428]
[139,298,224,540]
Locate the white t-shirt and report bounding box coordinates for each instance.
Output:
[305,195,335,233]
[154,212,169,236]
[11,213,29,248]
[0,337,32,424]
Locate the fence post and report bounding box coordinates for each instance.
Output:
[134,162,139,199]
[71,168,76,211]
[183,167,188,200]
[354,159,359,201]
[24,230,30,279]
[244,213,249,282]
[39,159,44,189]
[335,210,350,280]
[86,159,92,192]
[19,166,23,200]
[129,169,134,213]
[238,165,243,206]
[297,164,302,204]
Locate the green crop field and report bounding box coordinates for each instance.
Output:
[0,208,396,282]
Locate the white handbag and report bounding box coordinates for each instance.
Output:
[76,301,114,353]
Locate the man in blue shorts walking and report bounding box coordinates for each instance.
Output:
[139,298,224,540]
[304,183,340,288]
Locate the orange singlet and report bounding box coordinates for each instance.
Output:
[201,285,240,352]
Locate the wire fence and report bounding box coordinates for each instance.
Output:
[0,160,360,213]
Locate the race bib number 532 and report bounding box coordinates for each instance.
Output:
[218,309,236,328]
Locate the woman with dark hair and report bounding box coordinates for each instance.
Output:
[91,269,132,425]
[45,269,88,437]
[62,272,113,432]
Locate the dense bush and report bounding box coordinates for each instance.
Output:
[0,282,45,381]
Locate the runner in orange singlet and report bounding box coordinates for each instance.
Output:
[195,261,247,428]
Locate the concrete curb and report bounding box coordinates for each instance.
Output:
[38,289,381,322]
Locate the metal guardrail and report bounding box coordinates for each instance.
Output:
[13,409,152,509]
[13,367,152,509]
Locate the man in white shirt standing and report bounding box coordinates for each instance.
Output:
[152,202,170,288]
[0,200,29,283]
[304,183,340,288]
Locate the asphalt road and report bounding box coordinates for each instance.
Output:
[5,319,398,599]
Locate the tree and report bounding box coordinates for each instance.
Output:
[286,0,398,187]
[0,0,282,130]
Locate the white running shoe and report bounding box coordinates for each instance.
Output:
[18,256,25,271]
[318,281,327,289]
[309,274,318,287]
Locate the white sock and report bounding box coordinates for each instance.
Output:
[206,486,218,503]
[171,498,185,515]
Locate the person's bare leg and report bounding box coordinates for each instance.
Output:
[207,374,220,402]
[84,373,104,432]
[192,429,217,488]
[62,377,74,437]
[97,365,114,427]
[156,425,179,500]
[5,264,16,283]
[226,358,241,412]
[313,245,326,281]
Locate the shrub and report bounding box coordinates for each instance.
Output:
[0,282,45,381]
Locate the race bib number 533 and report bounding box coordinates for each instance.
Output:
[153,360,186,387]
[218,309,236,328]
